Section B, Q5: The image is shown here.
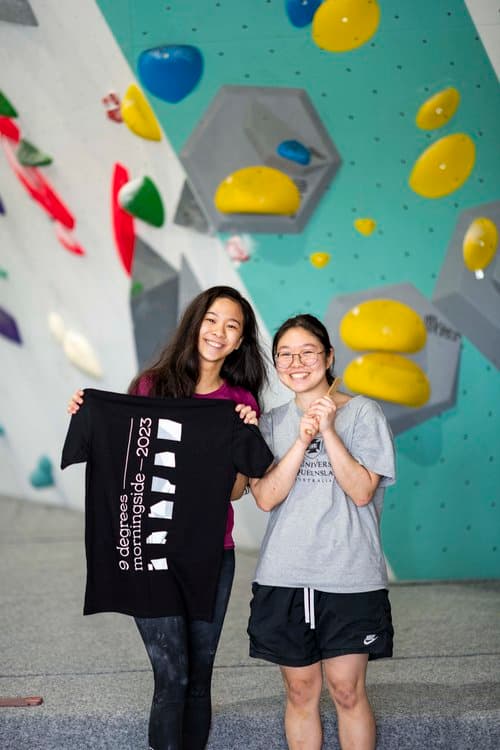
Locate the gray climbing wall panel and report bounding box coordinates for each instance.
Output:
[173,180,212,235]
[130,237,178,369]
[0,0,38,25]
[180,85,341,233]
[177,255,202,322]
[432,201,500,370]
[324,283,462,435]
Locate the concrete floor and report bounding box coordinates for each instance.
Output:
[1,494,499,749]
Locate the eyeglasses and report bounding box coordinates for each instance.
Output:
[274,350,325,370]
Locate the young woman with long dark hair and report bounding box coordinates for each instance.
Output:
[68,286,270,750]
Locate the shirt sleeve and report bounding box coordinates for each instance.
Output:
[351,400,396,487]
[60,395,91,469]
[231,414,274,478]
[257,411,273,452]
[131,374,153,397]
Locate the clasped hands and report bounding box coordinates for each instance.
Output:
[299,396,337,445]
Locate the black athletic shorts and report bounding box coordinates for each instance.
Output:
[248,583,393,668]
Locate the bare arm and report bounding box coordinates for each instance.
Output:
[308,397,380,506]
[249,412,318,512]
[230,472,249,501]
[229,403,260,500]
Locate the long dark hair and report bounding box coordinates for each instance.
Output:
[129,286,267,405]
[272,314,335,385]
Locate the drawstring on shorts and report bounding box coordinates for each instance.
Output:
[303,587,316,630]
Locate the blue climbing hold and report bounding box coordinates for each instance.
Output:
[285,0,322,28]
[30,455,55,489]
[277,139,311,166]
[0,194,5,214]
[0,425,5,436]
[138,45,203,103]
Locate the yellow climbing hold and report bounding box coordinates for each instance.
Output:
[214,166,301,215]
[463,217,498,272]
[121,83,162,141]
[409,133,475,198]
[340,299,427,353]
[416,87,460,130]
[354,218,376,236]
[312,0,381,53]
[310,252,331,268]
[343,352,431,407]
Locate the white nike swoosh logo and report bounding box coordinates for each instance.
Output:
[363,634,378,645]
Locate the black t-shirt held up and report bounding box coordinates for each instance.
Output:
[61,389,273,621]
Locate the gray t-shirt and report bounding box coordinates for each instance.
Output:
[254,396,396,593]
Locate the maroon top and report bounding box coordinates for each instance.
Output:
[133,377,260,548]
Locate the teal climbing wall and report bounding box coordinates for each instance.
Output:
[95,0,500,580]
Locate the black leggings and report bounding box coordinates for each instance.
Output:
[135,549,235,750]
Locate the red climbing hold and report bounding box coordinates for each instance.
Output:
[0,117,20,143]
[2,139,75,228]
[55,223,85,256]
[111,163,135,275]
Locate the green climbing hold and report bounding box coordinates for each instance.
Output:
[17,139,53,167]
[131,281,144,297]
[0,268,8,279]
[118,176,165,227]
[0,91,17,118]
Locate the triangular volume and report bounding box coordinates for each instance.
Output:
[17,139,53,167]
[0,0,38,26]
[177,255,202,321]
[0,91,17,118]
[131,236,176,294]
[129,236,179,369]
[173,180,211,235]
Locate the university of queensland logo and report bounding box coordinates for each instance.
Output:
[306,437,322,458]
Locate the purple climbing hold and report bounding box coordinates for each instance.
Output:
[138,45,203,103]
[0,306,22,344]
[285,0,322,28]
[277,139,311,166]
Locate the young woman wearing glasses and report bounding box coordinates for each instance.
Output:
[248,313,396,750]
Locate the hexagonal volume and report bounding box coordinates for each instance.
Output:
[324,283,462,435]
[179,85,341,234]
[432,201,500,370]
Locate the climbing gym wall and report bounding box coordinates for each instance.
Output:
[0,0,259,531]
[0,0,499,579]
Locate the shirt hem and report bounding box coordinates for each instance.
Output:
[253,580,389,593]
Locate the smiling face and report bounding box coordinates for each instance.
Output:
[197,296,244,366]
[274,326,333,398]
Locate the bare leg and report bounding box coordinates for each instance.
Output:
[323,654,375,750]
[280,662,323,750]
